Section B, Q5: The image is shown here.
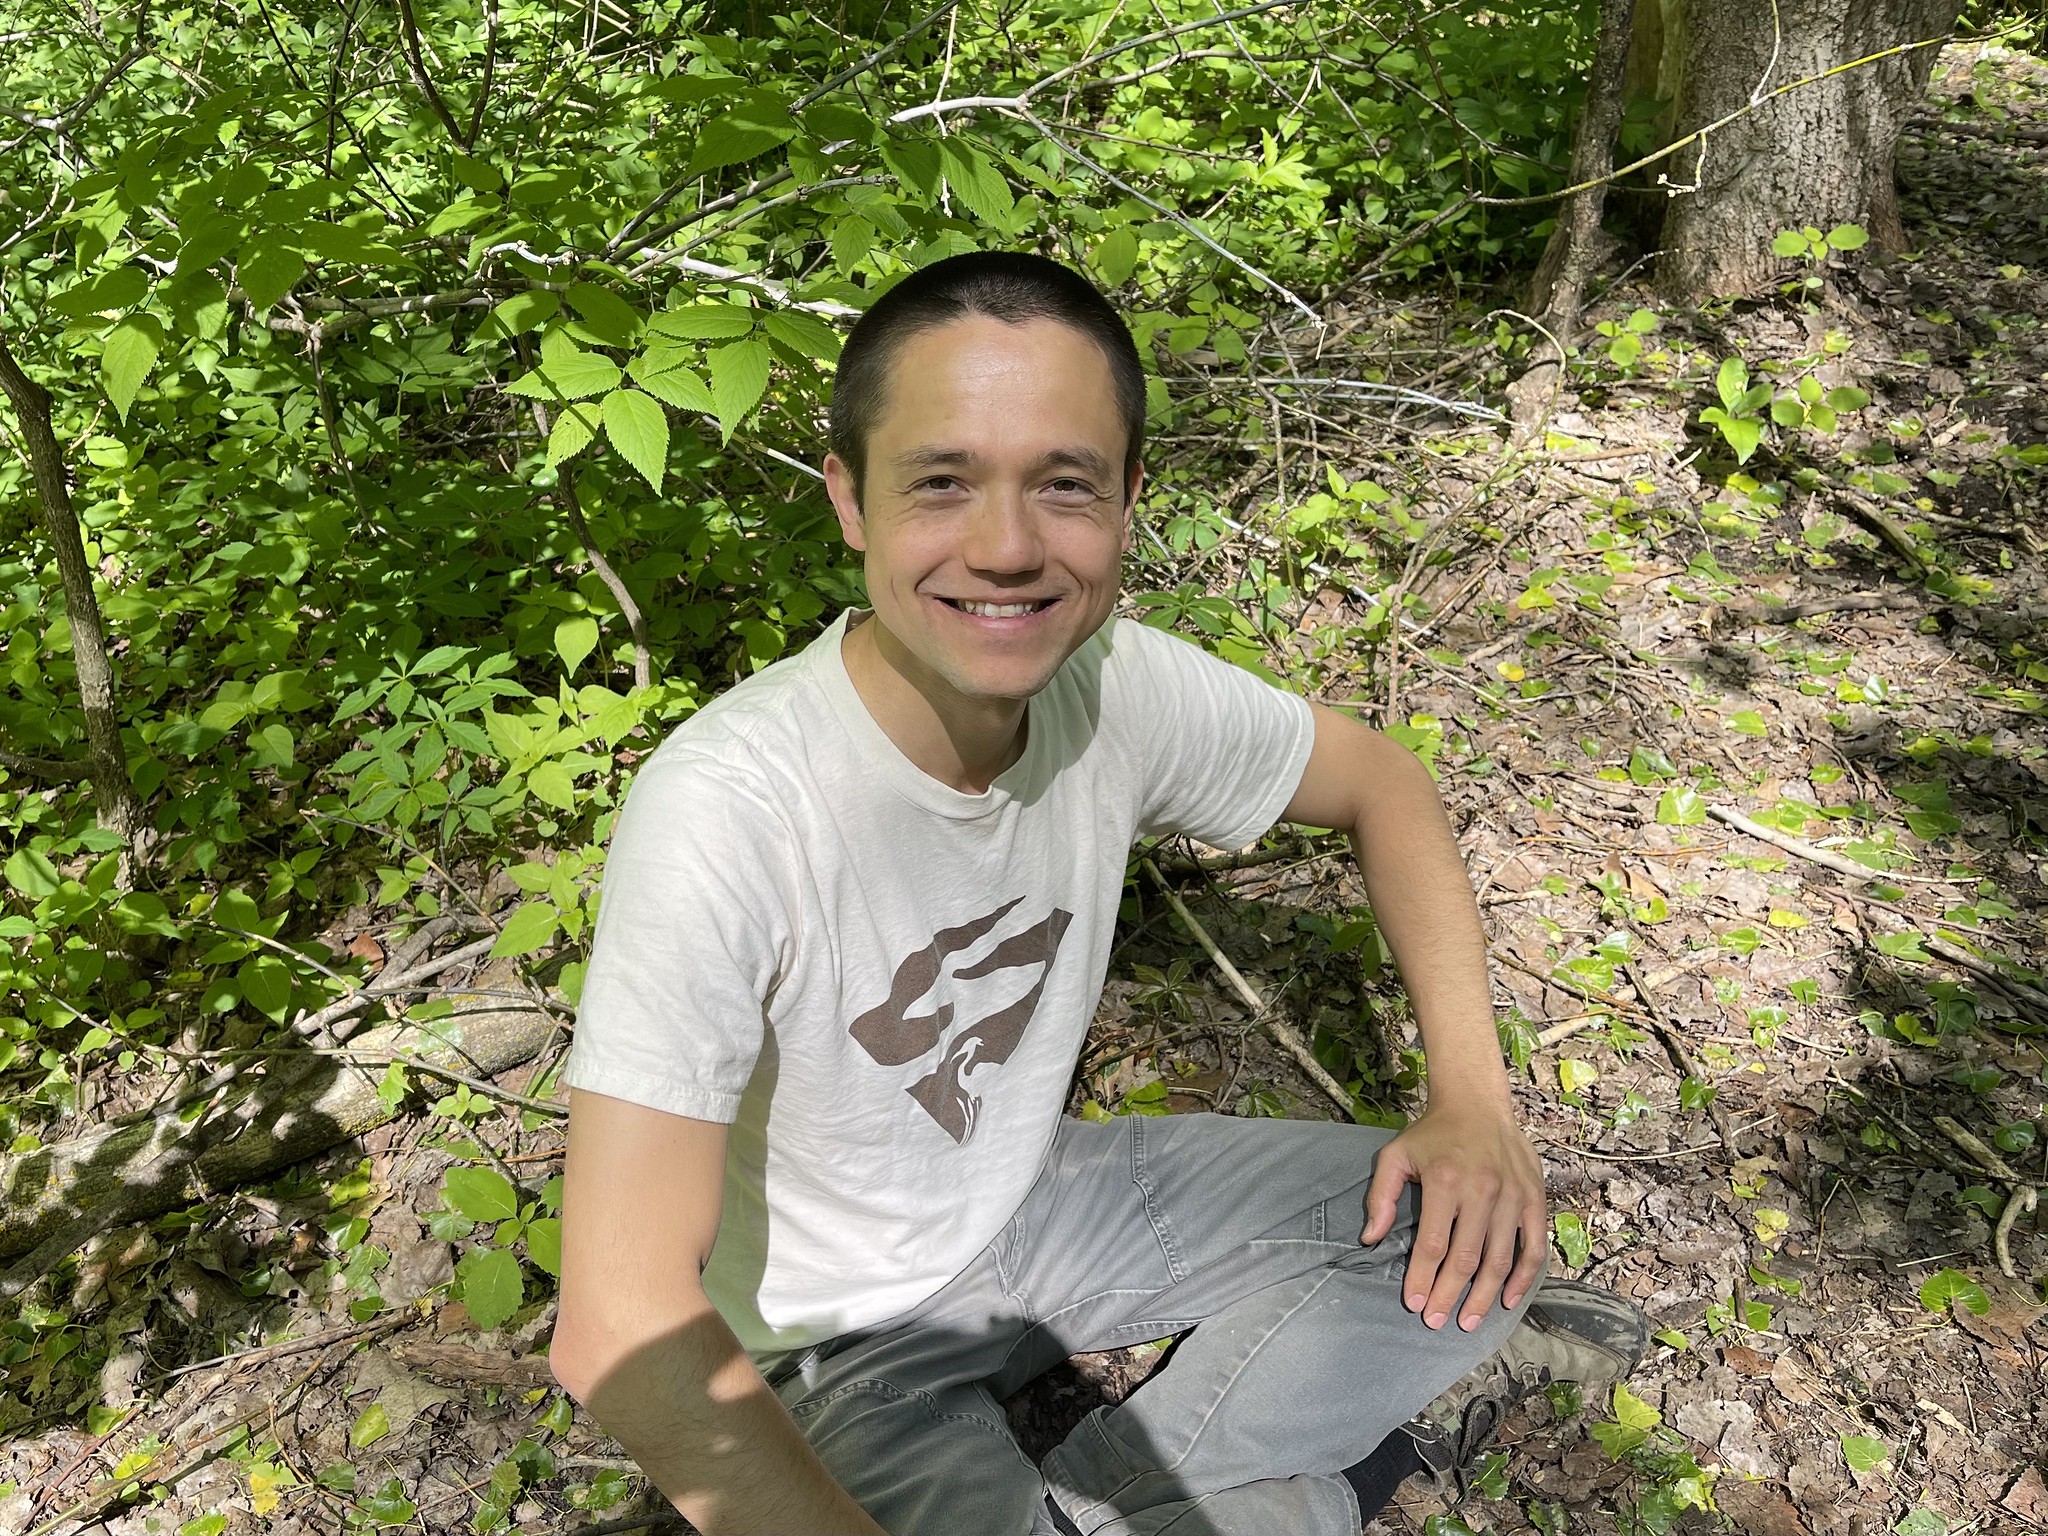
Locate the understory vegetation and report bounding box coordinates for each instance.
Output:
[1,1,2046,1532]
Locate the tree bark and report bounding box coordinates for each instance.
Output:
[1527,0,1641,331]
[0,332,142,843]
[0,959,558,1266]
[1653,0,1963,298]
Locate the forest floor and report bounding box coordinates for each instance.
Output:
[6,35,2048,1536]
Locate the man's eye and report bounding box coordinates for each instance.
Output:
[917,476,960,492]
[1048,479,1096,496]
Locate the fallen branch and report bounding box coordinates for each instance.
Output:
[0,958,557,1268]
[1705,803,1942,885]
[1138,858,1356,1118]
[1995,1186,2038,1282]
[1729,591,1921,624]
[394,1339,554,1388]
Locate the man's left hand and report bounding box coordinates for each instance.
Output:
[1359,1096,1548,1332]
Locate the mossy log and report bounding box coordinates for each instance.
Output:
[0,959,562,1263]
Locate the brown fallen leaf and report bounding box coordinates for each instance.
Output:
[2004,1465,2048,1527]
[1723,1343,1774,1376]
[349,932,386,970]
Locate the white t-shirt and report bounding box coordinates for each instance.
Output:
[562,608,1316,1352]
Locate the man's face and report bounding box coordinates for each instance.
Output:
[823,314,1142,705]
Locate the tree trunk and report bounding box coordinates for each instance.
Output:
[0,333,143,845]
[1654,0,1963,297]
[1527,0,1641,330]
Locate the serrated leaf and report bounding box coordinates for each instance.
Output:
[938,138,1015,227]
[489,900,559,957]
[555,614,598,673]
[630,350,716,413]
[685,90,797,177]
[564,282,644,347]
[761,309,843,362]
[545,403,599,469]
[444,1166,519,1221]
[101,316,162,422]
[649,304,755,340]
[456,1245,524,1330]
[507,351,622,401]
[602,388,669,489]
[476,289,559,342]
[708,338,771,439]
[236,240,305,313]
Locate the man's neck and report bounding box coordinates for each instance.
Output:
[840,612,1029,795]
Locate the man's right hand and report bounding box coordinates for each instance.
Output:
[550,1090,887,1535]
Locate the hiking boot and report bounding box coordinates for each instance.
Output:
[1401,1278,1650,1504]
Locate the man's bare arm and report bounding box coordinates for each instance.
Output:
[1281,702,1548,1332]
[549,1088,887,1535]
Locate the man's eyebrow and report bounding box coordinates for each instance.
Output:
[890,445,1116,480]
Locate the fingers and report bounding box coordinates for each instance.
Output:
[1420,1170,1502,1331]
[1457,1202,1524,1331]
[1404,1179,1456,1325]
[1359,1143,1412,1245]
[1504,1192,1550,1310]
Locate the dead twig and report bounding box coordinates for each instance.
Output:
[1138,858,1356,1118]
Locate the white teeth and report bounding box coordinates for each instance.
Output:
[956,601,1043,618]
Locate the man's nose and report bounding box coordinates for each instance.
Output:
[960,489,1044,573]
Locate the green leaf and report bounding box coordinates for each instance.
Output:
[238,955,292,1020]
[101,316,162,422]
[1552,1211,1591,1268]
[545,402,600,470]
[564,283,644,347]
[1770,396,1806,428]
[1717,414,1763,463]
[236,240,305,313]
[525,1216,561,1278]
[1095,227,1140,287]
[761,309,843,362]
[708,338,771,440]
[475,289,560,342]
[602,388,669,490]
[1826,223,1870,252]
[1655,786,1705,825]
[1715,356,1749,412]
[1895,1509,1948,1535]
[685,89,797,176]
[456,1245,524,1330]
[938,138,1016,227]
[444,1166,519,1221]
[1726,710,1768,736]
[350,1401,390,1449]
[489,900,560,957]
[4,847,61,899]
[1826,385,1872,412]
[507,351,622,401]
[649,304,755,340]
[527,760,578,811]
[1841,1433,1890,1473]
[630,349,716,413]
[1771,230,1809,258]
[450,152,503,192]
[362,1476,416,1526]
[555,615,599,674]
[1917,1267,1989,1315]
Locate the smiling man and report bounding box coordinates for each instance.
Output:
[549,251,1647,1536]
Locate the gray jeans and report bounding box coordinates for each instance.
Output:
[758,1111,1539,1536]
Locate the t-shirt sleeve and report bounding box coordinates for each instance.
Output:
[1112,618,1318,849]
[561,750,794,1124]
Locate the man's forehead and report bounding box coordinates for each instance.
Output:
[887,443,1117,479]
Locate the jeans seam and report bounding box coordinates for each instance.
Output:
[1083,1266,1345,1514]
[1131,1117,1188,1284]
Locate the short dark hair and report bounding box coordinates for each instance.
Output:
[827,249,1146,511]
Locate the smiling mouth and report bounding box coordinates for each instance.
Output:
[941,598,1056,618]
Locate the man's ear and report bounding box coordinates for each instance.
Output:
[822,451,869,553]
[1119,461,1145,552]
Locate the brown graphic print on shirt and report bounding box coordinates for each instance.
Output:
[850,899,1073,1145]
